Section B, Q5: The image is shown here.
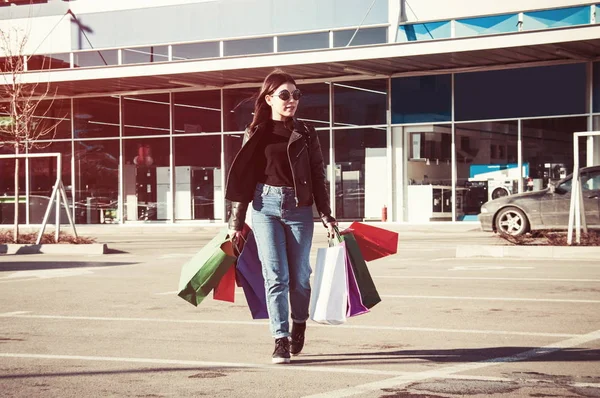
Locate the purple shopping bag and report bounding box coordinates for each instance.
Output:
[236,230,269,319]
[343,241,369,317]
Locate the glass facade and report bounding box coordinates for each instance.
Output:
[1,61,597,225]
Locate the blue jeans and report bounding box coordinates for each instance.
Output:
[252,183,314,339]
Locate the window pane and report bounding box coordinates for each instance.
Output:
[29,141,73,224]
[223,37,273,56]
[74,96,119,139]
[397,21,450,42]
[455,64,586,121]
[296,83,330,128]
[223,88,256,132]
[224,133,244,219]
[333,27,387,47]
[334,127,386,221]
[123,94,170,136]
[455,14,519,37]
[594,62,600,113]
[74,139,120,224]
[391,75,451,123]
[0,155,25,224]
[315,130,331,220]
[122,46,169,64]
[405,124,453,222]
[454,121,518,221]
[123,137,170,221]
[522,117,587,188]
[278,32,329,52]
[523,6,590,31]
[174,90,221,134]
[174,135,222,220]
[33,99,71,140]
[334,80,387,126]
[74,50,118,67]
[27,53,71,70]
[172,42,220,61]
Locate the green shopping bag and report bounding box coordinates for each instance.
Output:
[178,229,236,306]
[339,231,381,309]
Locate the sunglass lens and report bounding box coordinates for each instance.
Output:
[278,90,291,101]
[292,90,302,100]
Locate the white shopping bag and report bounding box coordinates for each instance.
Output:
[309,245,348,325]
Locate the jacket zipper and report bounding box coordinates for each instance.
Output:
[287,132,304,207]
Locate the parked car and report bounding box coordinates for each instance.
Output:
[479,165,600,236]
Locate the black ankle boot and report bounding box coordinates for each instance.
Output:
[272,337,291,364]
[290,322,306,356]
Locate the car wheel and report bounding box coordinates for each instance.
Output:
[495,206,529,236]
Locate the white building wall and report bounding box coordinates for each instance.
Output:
[402,0,594,21]
[0,15,71,56]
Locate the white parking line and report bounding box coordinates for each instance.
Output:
[303,329,600,397]
[373,276,600,282]
[0,353,407,377]
[380,295,600,303]
[3,313,578,338]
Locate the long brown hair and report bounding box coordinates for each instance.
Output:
[249,69,297,131]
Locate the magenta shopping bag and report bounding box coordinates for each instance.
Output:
[236,230,268,319]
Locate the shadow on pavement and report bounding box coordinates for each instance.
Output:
[0,261,138,272]
[293,347,600,364]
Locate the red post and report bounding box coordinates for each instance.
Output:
[381,205,388,222]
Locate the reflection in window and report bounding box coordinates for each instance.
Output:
[123,94,170,136]
[454,121,518,221]
[33,99,71,140]
[27,53,71,70]
[74,96,119,139]
[174,90,221,134]
[594,62,600,113]
[74,139,120,224]
[391,75,451,123]
[224,133,244,220]
[296,83,330,128]
[522,117,587,188]
[123,137,171,221]
[334,80,387,126]
[174,135,222,220]
[334,128,386,221]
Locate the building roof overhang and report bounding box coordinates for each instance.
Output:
[3,24,600,98]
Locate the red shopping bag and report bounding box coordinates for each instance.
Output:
[341,222,398,262]
[213,239,237,302]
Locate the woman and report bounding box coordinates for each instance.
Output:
[225,70,337,364]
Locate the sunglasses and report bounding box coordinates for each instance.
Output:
[272,89,302,101]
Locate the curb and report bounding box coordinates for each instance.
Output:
[456,245,600,259]
[0,243,107,255]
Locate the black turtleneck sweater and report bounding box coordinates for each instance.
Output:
[257,120,294,187]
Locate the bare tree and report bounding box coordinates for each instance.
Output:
[0,26,64,242]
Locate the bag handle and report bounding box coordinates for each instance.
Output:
[328,225,343,247]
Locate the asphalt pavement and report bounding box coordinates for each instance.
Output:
[1,223,599,397]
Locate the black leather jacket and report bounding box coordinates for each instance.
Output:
[225,118,335,231]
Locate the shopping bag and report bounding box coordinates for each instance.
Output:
[346,253,369,317]
[309,244,348,325]
[178,229,237,306]
[212,262,236,302]
[341,222,398,262]
[339,231,381,309]
[235,230,269,319]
